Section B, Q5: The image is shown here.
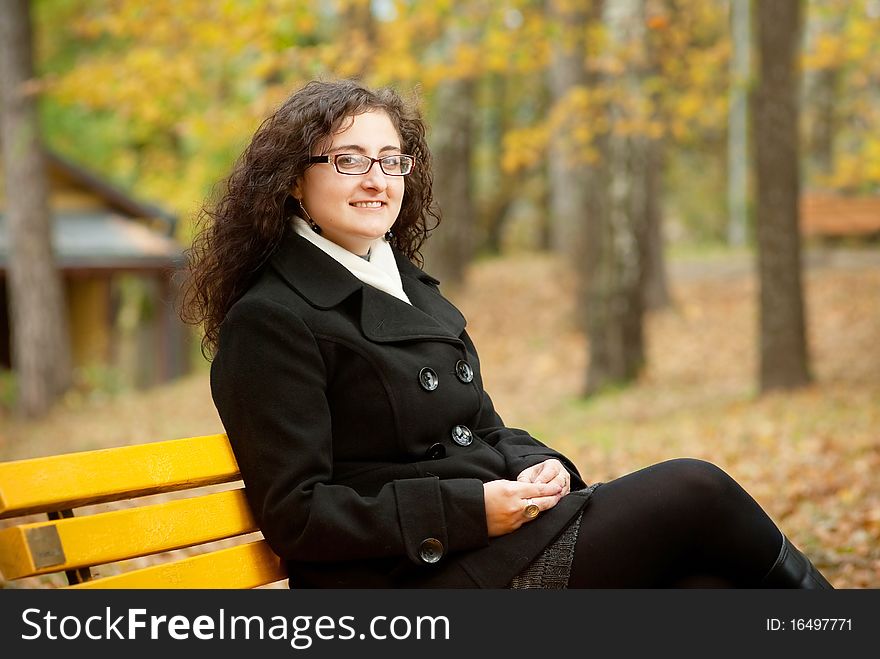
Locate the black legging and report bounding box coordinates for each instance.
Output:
[567,458,784,588]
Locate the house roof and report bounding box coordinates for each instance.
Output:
[1,148,184,273]
[0,212,184,272]
[44,151,178,235]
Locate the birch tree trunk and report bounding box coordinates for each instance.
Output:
[728,0,751,247]
[0,0,72,417]
[546,0,594,259]
[581,0,649,394]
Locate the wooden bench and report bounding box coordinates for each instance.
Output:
[0,434,287,589]
[801,192,880,240]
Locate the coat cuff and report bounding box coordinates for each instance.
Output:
[439,478,488,552]
[394,477,487,565]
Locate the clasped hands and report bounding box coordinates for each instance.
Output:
[483,459,571,537]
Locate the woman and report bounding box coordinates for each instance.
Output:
[182,79,833,589]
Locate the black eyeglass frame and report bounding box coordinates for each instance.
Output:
[308,153,416,176]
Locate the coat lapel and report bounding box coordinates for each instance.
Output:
[270,231,465,343]
[394,251,467,338]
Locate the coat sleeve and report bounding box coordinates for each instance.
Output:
[461,331,587,489]
[210,297,489,565]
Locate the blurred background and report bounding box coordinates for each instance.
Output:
[0,0,878,587]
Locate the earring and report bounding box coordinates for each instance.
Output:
[384,230,394,242]
[297,199,322,235]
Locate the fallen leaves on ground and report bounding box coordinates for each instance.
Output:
[455,247,880,589]
[2,246,878,588]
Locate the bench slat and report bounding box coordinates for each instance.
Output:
[0,434,239,518]
[0,489,258,580]
[70,540,286,589]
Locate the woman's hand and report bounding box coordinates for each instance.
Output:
[483,479,563,537]
[516,459,571,497]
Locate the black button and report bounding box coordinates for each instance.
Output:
[455,360,474,383]
[419,367,438,391]
[425,443,446,460]
[418,538,444,564]
[451,425,473,446]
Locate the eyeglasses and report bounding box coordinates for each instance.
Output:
[309,153,415,176]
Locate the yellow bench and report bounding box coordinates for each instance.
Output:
[0,434,287,589]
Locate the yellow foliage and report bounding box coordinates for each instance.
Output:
[676,94,704,123]
[502,123,550,174]
[803,33,845,70]
[37,0,880,216]
[454,44,482,75]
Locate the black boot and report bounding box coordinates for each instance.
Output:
[761,535,834,589]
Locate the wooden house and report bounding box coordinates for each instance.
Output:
[0,151,192,389]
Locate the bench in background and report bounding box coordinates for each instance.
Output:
[801,192,880,241]
[0,434,286,589]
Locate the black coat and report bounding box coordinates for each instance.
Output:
[210,230,593,588]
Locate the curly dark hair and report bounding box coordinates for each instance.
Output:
[179,79,440,358]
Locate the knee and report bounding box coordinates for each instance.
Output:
[659,458,737,505]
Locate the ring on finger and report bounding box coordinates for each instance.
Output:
[523,499,540,519]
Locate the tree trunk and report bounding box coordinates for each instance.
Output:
[752,0,811,392]
[546,0,595,259]
[340,0,376,79]
[583,122,649,393]
[643,4,671,311]
[479,73,537,255]
[0,0,72,417]
[727,0,750,247]
[803,9,842,178]
[809,66,838,177]
[643,136,671,310]
[478,73,512,255]
[581,0,649,394]
[424,76,476,293]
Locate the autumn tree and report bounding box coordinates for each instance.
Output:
[803,4,843,178]
[641,1,672,310]
[579,0,653,394]
[477,73,532,254]
[545,0,596,259]
[752,0,811,392]
[800,0,880,191]
[421,8,479,290]
[0,0,72,417]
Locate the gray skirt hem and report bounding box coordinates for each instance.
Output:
[508,483,601,589]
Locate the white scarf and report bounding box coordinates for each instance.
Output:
[293,217,412,306]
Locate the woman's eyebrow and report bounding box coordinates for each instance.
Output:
[326,144,402,154]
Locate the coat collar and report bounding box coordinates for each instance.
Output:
[269,231,465,343]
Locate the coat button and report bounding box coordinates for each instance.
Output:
[418,538,444,564]
[419,367,439,391]
[455,360,474,383]
[451,424,473,446]
[425,443,446,460]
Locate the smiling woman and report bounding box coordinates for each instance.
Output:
[292,111,406,256]
[179,79,833,590]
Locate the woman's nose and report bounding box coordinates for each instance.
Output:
[361,162,388,190]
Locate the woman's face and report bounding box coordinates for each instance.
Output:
[293,110,405,256]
